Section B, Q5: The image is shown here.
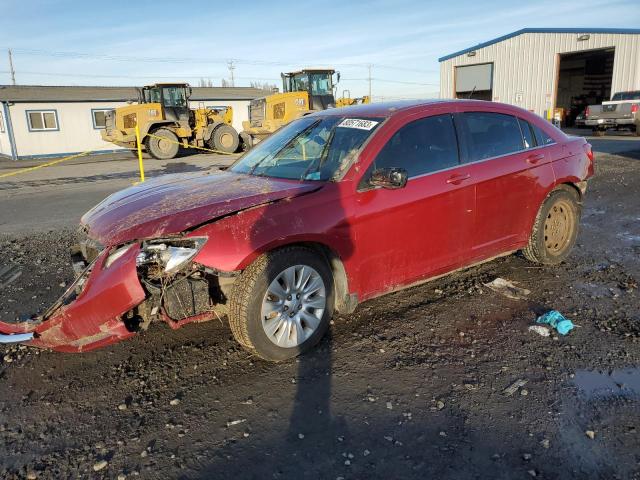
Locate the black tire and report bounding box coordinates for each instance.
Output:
[145,128,180,160]
[522,186,581,265]
[635,125,640,137]
[593,129,605,137]
[240,132,254,152]
[209,124,239,153]
[228,246,334,362]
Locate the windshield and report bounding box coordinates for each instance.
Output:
[162,87,188,107]
[310,73,333,95]
[231,116,382,181]
[611,91,640,101]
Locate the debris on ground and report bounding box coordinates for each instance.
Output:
[586,430,596,439]
[484,277,531,300]
[503,379,529,396]
[528,325,551,337]
[226,419,247,427]
[537,310,575,335]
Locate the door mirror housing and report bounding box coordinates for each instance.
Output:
[369,167,408,189]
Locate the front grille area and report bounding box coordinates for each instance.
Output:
[273,102,285,120]
[123,113,137,129]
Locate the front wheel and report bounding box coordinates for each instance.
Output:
[209,124,239,153]
[522,186,581,265]
[145,128,180,160]
[229,247,334,361]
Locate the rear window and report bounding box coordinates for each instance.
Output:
[455,112,524,162]
[611,91,640,101]
[532,125,554,147]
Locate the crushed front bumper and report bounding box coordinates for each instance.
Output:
[0,245,146,353]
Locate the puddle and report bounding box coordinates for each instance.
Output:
[573,368,640,399]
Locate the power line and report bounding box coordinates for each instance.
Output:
[1,47,438,74]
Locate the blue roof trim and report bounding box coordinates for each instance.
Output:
[438,28,640,62]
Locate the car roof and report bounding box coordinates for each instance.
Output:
[311,98,542,120]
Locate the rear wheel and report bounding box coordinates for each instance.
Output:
[229,247,333,362]
[523,187,581,265]
[592,128,605,137]
[145,128,180,160]
[209,124,239,153]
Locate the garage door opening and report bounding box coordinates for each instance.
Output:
[555,48,614,127]
[455,63,493,101]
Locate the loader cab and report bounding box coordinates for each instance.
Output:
[282,69,337,111]
[140,83,192,123]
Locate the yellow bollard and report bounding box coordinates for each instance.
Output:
[135,124,145,183]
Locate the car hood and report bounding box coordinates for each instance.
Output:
[81,170,321,246]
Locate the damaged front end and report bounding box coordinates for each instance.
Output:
[0,234,234,352]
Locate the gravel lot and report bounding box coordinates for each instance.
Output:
[0,142,639,479]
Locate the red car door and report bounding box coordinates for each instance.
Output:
[350,111,475,301]
[454,110,556,260]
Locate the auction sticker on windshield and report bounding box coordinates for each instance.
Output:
[338,118,379,130]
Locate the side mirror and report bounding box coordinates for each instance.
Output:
[369,167,408,189]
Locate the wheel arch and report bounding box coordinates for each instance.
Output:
[141,121,179,139]
[257,241,356,315]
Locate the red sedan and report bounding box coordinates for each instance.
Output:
[0,100,594,361]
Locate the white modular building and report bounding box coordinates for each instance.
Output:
[0,85,265,160]
[439,28,640,126]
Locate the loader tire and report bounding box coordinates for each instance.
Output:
[228,246,334,362]
[210,124,239,153]
[522,186,581,265]
[145,128,180,160]
[240,132,254,152]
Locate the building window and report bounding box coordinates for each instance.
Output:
[91,109,112,129]
[0,111,5,133]
[27,110,59,132]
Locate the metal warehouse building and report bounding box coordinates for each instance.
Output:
[0,85,265,160]
[439,28,640,126]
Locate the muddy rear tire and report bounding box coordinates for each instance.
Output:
[209,124,239,153]
[145,128,180,160]
[522,186,581,265]
[228,247,334,362]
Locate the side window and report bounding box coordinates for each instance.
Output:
[456,112,524,162]
[372,114,459,178]
[518,118,536,148]
[533,124,554,146]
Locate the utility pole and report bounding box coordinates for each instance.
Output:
[227,60,235,87]
[8,49,16,85]
[367,64,372,101]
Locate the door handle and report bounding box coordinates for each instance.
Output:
[446,173,471,185]
[526,153,545,165]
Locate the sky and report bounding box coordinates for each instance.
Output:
[1,0,639,100]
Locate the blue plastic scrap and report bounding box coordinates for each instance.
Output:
[536,310,574,335]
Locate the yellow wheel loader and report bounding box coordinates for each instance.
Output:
[240,69,369,149]
[101,83,239,160]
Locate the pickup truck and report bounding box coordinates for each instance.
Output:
[585,91,640,136]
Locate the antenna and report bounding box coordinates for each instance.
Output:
[8,49,16,85]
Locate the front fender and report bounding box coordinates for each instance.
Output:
[189,186,354,273]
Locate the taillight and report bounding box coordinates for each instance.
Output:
[632,104,639,114]
[584,143,594,162]
[585,106,590,118]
